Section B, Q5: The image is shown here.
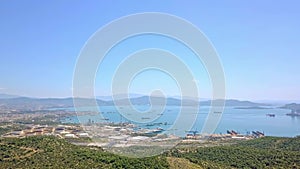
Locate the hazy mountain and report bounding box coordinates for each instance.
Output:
[0,97,108,110]
[0,93,21,99]
[0,95,270,110]
[254,100,300,106]
[105,96,202,106]
[169,95,209,101]
[200,99,270,107]
[105,97,267,107]
[280,103,300,111]
[96,93,145,101]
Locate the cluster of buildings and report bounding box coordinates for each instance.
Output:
[83,124,180,148]
[287,109,300,116]
[1,123,180,148]
[1,124,89,139]
[2,122,266,150]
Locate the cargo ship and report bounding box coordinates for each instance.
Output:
[286,110,300,116]
[266,114,275,117]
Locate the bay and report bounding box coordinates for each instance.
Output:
[60,105,300,137]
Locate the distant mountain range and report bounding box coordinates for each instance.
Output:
[280,103,300,111]
[0,93,21,99]
[202,99,270,107]
[96,93,145,101]
[0,93,272,110]
[0,97,109,110]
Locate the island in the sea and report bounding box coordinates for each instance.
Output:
[280,103,300,116]
[234,106,273,109]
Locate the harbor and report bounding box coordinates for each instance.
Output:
[59,105,300,138]
[1,122,265,149]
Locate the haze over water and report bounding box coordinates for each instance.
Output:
[61,105,300,137]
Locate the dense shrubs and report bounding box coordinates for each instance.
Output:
[1,136,300,168]
[170,137,300,168]
[0,136,169,169]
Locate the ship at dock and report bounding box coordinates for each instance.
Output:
[286,109,300,116]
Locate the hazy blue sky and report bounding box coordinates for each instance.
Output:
[0,1,299,100]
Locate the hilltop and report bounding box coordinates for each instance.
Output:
[0,136,300,168]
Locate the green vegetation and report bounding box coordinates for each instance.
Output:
[169,136,300,168]
[0,136,300,168]
[167,157,203,169]
[0,136,169,169]
[237,136,300,151]
[0,123,25,135]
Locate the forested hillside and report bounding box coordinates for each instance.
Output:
[1,136,300,168]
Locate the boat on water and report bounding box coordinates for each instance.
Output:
[286,110,300,116]
[266,114,275,117]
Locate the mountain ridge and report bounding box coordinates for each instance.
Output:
[0,93,270,110]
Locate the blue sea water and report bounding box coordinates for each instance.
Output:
[60,105,300,137]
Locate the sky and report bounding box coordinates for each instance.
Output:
[0,0,300,100]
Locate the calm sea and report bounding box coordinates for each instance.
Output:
[61,105,300,137]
